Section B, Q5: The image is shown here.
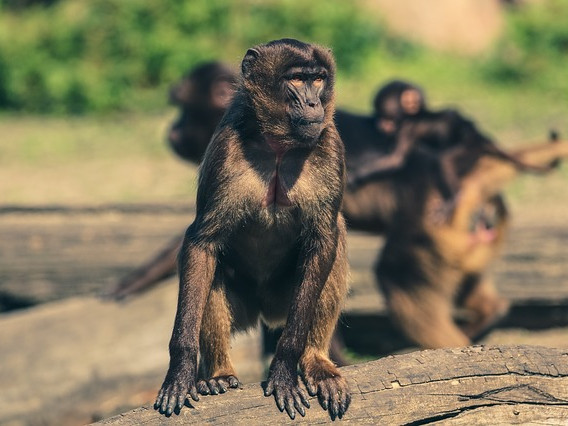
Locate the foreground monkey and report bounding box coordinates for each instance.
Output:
[154,39,350,420]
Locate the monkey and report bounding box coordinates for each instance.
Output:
[376,136,568,348]
[105,62,236,301]
[348,80,555,201]
[373,79,426,135]
[168,61,237,163]
[154,39,351,420]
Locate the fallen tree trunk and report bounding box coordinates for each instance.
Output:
[96,345,568,425]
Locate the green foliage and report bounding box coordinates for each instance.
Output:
[0,0,392,114]
[0,0,566,114]
[480,0,568,91]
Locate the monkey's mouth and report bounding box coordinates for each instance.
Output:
[294,118,324,126]
[468,213,498,244]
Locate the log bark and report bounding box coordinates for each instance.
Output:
[96,345,568,425]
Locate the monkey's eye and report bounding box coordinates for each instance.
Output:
[290,78,304,87]
[313,77,324,87]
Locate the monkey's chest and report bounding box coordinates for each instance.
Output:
[262,171,292,207]
[228,218,300,283]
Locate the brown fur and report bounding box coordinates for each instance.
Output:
[105,62,235,300]
[351,80,555,201]
[154,39,350,420]
[379,138,568,348]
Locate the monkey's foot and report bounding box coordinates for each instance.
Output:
[264,359,310,420]
[303,359,351,419]
[465,297,510,342]
[197,375,240,395]
[154,367,199,416]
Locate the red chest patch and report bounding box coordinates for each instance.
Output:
[263,171,292,207]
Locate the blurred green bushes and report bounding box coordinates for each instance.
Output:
[0,0,565,114]
[0,0,394,114]
[480,0,568,90]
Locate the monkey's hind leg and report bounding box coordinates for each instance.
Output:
[384,282,471,349]
[299,226,351,419]
[197,280,241,396]
[458,275,510,342]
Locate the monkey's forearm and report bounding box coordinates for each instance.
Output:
[348,154,404,188]
[169,233,217,356]
[274,229,339,363]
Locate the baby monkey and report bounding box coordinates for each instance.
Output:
[349,80,555,201]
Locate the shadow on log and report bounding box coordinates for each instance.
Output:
[95,345,568,425]
[340,298,568,356]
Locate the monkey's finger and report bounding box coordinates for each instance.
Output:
[228,376,240,388]
[329,392,340,419]
[154,388,165,409]
[207,379,220,395]
[166,394,177,416]
[293,394,306,417]
[275,391,286,412]
[304,377,317,396]
[318,385,330,410]
[298,386,310,408]
[339,391,351,416]
[176,394,186,410]
[264,381,274,396]
[215,378,228,393]
[284,396,296,420]
[160,391,170,413]
[197,380,210,395]
[189,385,200,402]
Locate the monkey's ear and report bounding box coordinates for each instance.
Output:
[241,48,260,79]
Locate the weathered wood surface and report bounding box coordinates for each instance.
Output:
[0,286,263,426]
[1,205,567,425]
[1,206,567,314]
[1,281,567,426]
[95,345,568,425]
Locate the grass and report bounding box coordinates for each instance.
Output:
[0,111,198,205]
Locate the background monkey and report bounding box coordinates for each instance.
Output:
[107,62,236,301]
[349,80,554,199]
[376,137,567,348]
[168,61,237,163]
[154,39,350,420]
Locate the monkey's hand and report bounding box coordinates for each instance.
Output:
[303,362,351,420]
[197,375,241,395]
[264,358,310,420]
[154,357,199,416]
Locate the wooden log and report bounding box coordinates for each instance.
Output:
[0,285,263,426]
[95,345,568,425]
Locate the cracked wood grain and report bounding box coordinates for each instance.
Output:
[95,345,568,425]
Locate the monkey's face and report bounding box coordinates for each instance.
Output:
[373,80,426,132]
[240,38,336,147]
[399,89,424,115]
[282,66,328,143]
